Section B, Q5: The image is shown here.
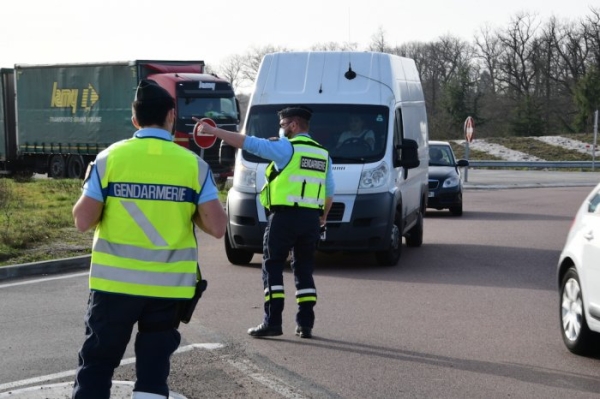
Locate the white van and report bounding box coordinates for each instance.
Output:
[222,51,429,266]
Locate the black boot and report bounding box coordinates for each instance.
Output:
[295,326,312,339]
[247,323,283,337]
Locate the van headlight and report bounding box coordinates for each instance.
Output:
[359,162,389,189]
[233,163,256,191]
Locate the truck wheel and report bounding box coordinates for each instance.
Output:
[67,155,86,179]
[405,204,423,247]
[375,212,402,266]
[224,228,254,265]
[49,155,66,178]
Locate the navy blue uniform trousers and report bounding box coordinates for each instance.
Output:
[72,291,181,399]
[262,207,320,328]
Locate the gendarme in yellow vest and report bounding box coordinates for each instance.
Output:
[90,136,209,299]
[260,136,328,210]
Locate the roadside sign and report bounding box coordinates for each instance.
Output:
[193,118,217,149]
[463,116,475,183]
[464,116,475,143]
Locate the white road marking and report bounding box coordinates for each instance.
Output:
[0,272,88,288]
[0,343,224,392]
[1,272,303,398]
[225,357,309,399]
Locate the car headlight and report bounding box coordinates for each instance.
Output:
[442,176,460,188]
[360,162,389,189]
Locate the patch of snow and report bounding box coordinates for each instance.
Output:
[454,140,546,161]
[534,136,599,155]
[450,135,600,162]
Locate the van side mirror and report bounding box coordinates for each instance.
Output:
[394,139,420,169]
[220,141,236,168]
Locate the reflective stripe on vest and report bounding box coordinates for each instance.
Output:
[93,238,198,263]
[120,202,169,246]
[90,137,208,299]
[91,263,197,287]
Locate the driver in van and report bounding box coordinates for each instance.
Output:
[335,115,375,150]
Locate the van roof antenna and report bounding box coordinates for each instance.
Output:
[344,63,356,80]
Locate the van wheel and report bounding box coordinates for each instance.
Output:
[375,212,402,266]
[405,206,423,247]
[560,267,600,356]
[224,228,254,265]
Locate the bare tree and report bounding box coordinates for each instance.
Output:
[208,7,599,137]
[582,7,600,67]
[368,26,390,53]
[310,41,358,51]
[474,25,502,94]
[432,35,474,84]
[216,54,246,91]
[240,45,290,84]
[546,17,589,95]
[496,13,542,97]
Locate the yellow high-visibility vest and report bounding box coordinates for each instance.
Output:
[90,136,209,299]
[260,136,329,210]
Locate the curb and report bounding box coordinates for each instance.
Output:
[0,255,90,281]
[463,182,598,190]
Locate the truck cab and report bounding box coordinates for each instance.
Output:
[142,63,240,186]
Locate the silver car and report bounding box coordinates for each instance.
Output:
[557,182,600,356]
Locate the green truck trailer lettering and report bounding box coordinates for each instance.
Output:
[51,82,99,113]
[1,60,238,180]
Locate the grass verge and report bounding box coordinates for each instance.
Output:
[0,179,230,267]
[0,179,93,266]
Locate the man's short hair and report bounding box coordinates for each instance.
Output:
[278,106,313,121]
[133,79,174,127]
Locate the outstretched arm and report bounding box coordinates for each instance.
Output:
[193,117,246,149]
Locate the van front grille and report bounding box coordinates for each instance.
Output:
[327,203,345,222]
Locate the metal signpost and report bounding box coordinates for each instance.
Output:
[593,110,598,171]
[463,116,474,182]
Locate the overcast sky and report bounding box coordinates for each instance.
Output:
[0,0,596,70]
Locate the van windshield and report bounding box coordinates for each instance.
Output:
[243,104,388,164]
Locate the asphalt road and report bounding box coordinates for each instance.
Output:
[1,169,600,398]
